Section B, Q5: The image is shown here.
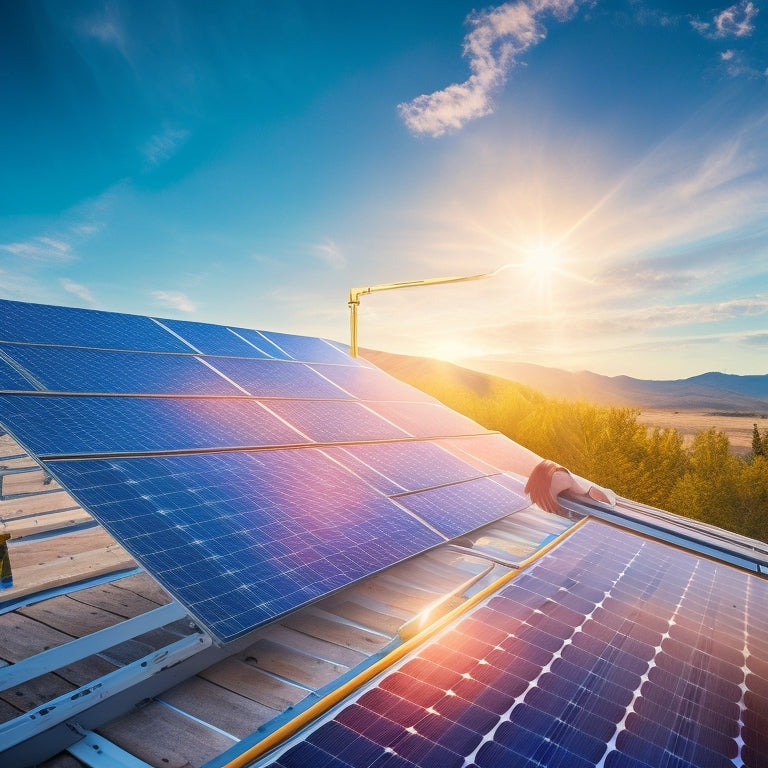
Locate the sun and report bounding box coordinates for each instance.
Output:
[525,244,561,275]
[521,243,563,294]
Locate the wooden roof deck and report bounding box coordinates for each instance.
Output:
[0,433,569,767]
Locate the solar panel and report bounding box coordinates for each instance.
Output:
[366,401,491,439]
[258,330,354,364]
[208,358,349,399]
[262,400,410,443]
[156,317,274,357]
[394,476,528,539]
[308,363,437,403]
[0,395,308,456]
[0,298,537,645]
[0,356,35,391]
[439,433,539,474]
[0,299,189,352]
[49,449,443,642]
[337,442,489,494]
[0,344,243,395]
[223,327,293,359]
[262,519,768,768]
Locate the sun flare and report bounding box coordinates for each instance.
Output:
[524,244,561,279]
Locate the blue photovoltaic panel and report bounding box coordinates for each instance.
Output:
[0,395,307,456]
[309,363,437,403]
[208,358,349,399]
[263,400,410,443]
[0,344,242,395]
[156,318,274,358]
[320,447,406,496]
[264,520,768,768]
[48,450,444,642]
[259,329,355,364]
[366,402,491,439]
[0,299,189,352]
[440,433,538,474]
[0,357,35,391]
[338,442,488,494]
[225,327,292,359]
[395,476,528,538]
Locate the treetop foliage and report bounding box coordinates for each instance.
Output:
[399,364,768,542]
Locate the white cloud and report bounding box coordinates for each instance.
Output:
[398,0,582,137]
[0,237,72,260]
[61,278,99,307]
[152,290,196,313]
[78,1,130,60]
[142,126,190,166]
[692,1,759,39]
[311,239,346,269]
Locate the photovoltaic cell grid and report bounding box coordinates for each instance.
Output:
[308,364,438,403]
[156,317,277,358]
[333,442,488,494]
[0,300,191,352]
[0,299,531,642]
[395,477,529,540]
[0,395,309,456]
[262,520,768,768]
[50,450,444,642]
[206,357,350,399]
[0,356,35,391]
[0,344,244,395]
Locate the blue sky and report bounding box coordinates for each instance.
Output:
[2,0,767,379]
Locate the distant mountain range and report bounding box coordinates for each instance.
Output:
[363,349,768,413]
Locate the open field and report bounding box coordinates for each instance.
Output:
[637,409,768,457]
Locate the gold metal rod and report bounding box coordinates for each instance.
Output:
[348,265,510,357]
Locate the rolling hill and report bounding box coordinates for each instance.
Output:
[362,349,768,413]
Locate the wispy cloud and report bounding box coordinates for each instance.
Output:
[142,126,190,166]
[152,290,196,313]
[311,239,346,269]
[0,237,73,260]
[398,0,583,137]
[78,1,130,60]
[691,1,759,39]
[61,278,99,307]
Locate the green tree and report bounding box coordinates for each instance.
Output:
[634,427,690,509]
[752,423,765,458]
[399,362,763,539]
[735,455,768,540]
[667,428,742,532]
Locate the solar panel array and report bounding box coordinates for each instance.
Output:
[0,299,530,642]
[262,519,768,768]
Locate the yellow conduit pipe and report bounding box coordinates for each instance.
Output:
[221,516,589,768]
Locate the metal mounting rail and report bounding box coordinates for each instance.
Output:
[560,496,768,574]
[0,602,188,691]
[0,632,212,754]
